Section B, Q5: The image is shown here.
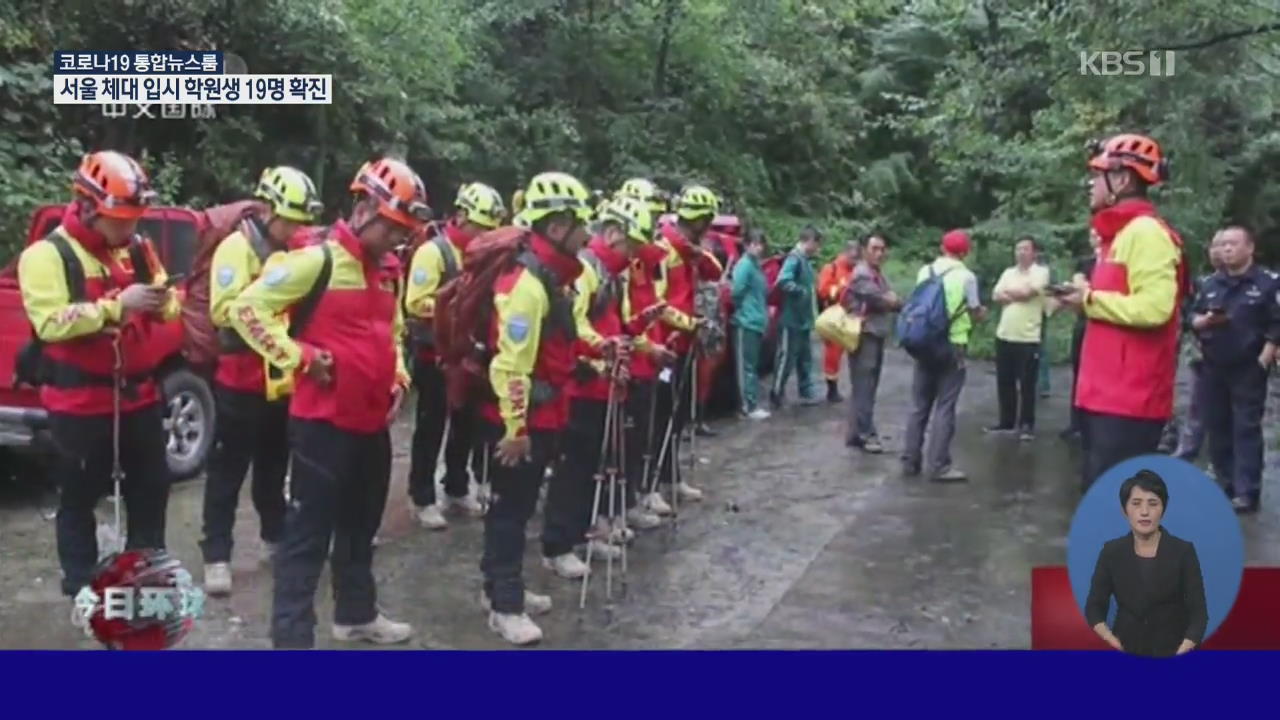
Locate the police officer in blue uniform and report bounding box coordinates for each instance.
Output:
[1190,226,1280,513]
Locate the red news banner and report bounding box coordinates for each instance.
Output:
[1031,566,1280,650]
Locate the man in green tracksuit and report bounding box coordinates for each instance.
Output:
[732,230,770,419]
[771,225,822,408]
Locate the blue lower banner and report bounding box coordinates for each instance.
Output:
[2,651,1274,713]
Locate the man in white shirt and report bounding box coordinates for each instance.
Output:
[987,237,1050,440]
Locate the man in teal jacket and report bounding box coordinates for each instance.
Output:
[771,226,823,407]
[732,230,770,419]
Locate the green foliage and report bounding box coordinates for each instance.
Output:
[1,0,1278,364]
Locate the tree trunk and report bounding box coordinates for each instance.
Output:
[654,0,680,96]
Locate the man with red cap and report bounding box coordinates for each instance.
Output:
[1058,133,1187,491]
[900,229,986,482]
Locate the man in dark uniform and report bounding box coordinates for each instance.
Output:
[1191,225,1280,513]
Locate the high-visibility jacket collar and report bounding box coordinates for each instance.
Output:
[527,232,583,286]
[587,235,629,275]
[1092,198,1157,245]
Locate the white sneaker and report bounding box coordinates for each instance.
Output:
[747,408,771,420]
[479,590,553,617]
[445,494,485,517]
[332,614,412,644]
[542,553,590,579]
[204,562,232,596]
[488,611,543,646]
[586,540,623,562]
[609,522,636,543]
[642,491,673,516]
[261,542,280,565]
[627,507,662,529]
[677,482,704,502]
[415,504,448,530]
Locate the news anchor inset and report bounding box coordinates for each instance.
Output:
[1067,456,1244,657]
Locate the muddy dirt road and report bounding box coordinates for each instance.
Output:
[1,346,1277,649]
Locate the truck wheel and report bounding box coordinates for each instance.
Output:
[161,369,215,481]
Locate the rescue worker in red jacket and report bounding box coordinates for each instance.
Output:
[200,166,322,597]
[18,150,178,597]
[541,196,669,580]
[817,241,860,402]
[229,157,428,648]
[1058,134,1187,490]
[403,182,505,530]
[479,172,593,646]
[645,185,722,510]
[615,179,679,518]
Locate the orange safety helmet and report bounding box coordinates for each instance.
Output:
[349,158,432,229]
[1087,134,1169,186]
[72,150,157,220]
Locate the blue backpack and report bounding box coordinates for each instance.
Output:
[896,265,964,367]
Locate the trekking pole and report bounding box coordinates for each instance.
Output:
[614,379,629,591]
[479,440,491,516]
[106,335,126,556]
[648,350,694,519]
[579,370,618,609]
[603,355,630,603]
[689,350,699,492]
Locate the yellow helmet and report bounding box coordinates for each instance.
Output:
[675,184,720,222]
[597,196,653,244]
[255,166,322,223]
[618,177,668,217]
[516,171,593,226]
[455,181,505,229]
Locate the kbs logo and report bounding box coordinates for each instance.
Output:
[1079,51,1176,77]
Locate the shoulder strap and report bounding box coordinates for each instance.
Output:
[288,244,333,339]
[432,233,459,281]
[46,231,87,302]
[127,238,153,285]
[242,216,275,263]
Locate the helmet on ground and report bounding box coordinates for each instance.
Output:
[675,185,720,222]
[618,177,668,218]
[516,171,593,226]
[350,158,431,229]
[455,182,505,229]
[597,196,653,244]
[72,151,157,220]
[1087,134,1168,186]
[255,166,322,223]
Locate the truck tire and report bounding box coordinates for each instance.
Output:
[161,369,215,481]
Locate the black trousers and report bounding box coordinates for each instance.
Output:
[1079,410,1165,492]
[49,404,171,597]
[995,339,1040,429]
[479,423,558,614]
[272,419,390,649]
[626,379,658,500]
[200,384,289,563]
[649,353,694,490]
[407,358,476,507]
[543,398,624,558]
[1203,361,1268,502]
[1068,321,1086,431]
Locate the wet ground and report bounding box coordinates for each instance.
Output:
[1,346,1278,649]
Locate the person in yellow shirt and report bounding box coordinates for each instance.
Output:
[403,182,505,530]
[200,166,322,596]
[17,150,178,597]
[987,236,1050,440]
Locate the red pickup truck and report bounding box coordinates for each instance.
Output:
[0,205,215,482]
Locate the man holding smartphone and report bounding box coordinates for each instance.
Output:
[1190,225,1280,513]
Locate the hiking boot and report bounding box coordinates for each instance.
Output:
[445,494,485,517]
[1018,426,1035,442]
[609,522,636,543]
[542,553,589,579]
[676,481,704,502]
[1232,495,1260,514]
[642,491,673,516]
[930,467,968,483]
[826,380,842,403]
[769,390,783,409]
[414,504,449,530]
[332,614,412,644]
[488,612,543,646]
[204,562,231,597]
[480,590,552,617]
[586,540,623,562]
[746,408,771,421]
[900,461,921,477]
[983,425,1016,435]
[695,422,717,437]
[862,436,885,454]
[799,395,823,407]
[627,507,662,529]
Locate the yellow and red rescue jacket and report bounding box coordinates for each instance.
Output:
[655,223,722,355]
[481,233,582,440]
[228,220,410,433]
[1076,198,1187,421]
[404,220,470,363]
[569,236,658,402]
[818,255,856,308]
[210,218,305,399]
[625,243,669,382]
[18,204,179,415]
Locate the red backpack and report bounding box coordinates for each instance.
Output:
[761,252,787,308]
[435,226,533,410]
